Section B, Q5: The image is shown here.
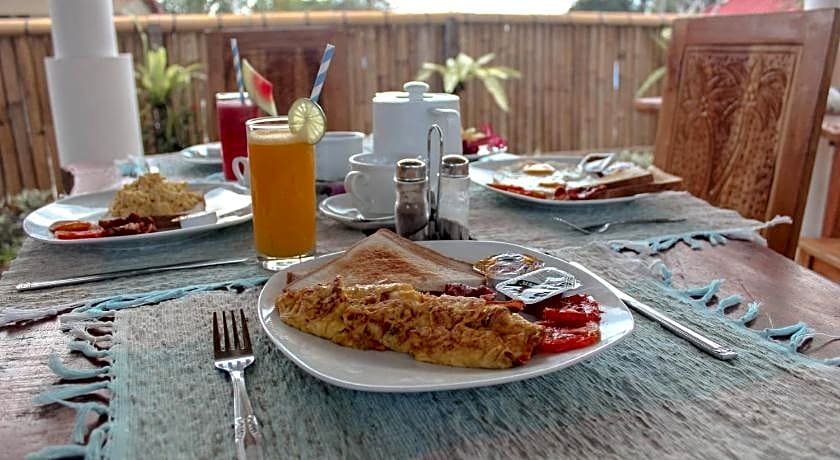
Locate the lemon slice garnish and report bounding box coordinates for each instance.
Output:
[288,98,326,144]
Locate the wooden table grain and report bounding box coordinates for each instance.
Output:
[2,240,839,458]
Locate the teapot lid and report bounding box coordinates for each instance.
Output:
[373,81,459,104]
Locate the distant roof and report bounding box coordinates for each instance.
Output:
[704,0,801,15]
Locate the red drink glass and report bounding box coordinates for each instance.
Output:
[216,92,260,180]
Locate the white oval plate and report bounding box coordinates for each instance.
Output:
[258,240,634,392]
[181,142,222,165]
[24,181,251,246]
[471,155,644,206]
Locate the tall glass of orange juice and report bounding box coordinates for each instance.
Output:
[246,116,316,270]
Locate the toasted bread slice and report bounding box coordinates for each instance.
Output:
[565,164,653,190]
[286,229,484,292]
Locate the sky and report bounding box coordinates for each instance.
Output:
[387,0,576,14]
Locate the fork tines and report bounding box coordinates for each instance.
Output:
[212,309,253,357]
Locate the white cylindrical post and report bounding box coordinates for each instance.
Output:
[45,0,144,193]
[48,0,118,59]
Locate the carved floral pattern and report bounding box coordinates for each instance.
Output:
[668,46,797,219]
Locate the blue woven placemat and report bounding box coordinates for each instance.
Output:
[32,244,840,460]
[1,188,783,325]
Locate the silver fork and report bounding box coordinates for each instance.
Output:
[583,218,687,233]
[554,216,686,234]
[213,310,264,460]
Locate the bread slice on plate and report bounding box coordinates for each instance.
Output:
[286,229,485,292]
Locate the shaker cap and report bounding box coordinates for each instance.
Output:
[395,158,427,182]
[441,155,469,178]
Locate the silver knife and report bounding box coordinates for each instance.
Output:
[15,257,252,292]
[569,261,738,361]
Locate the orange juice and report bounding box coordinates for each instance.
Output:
[246,118,316,261]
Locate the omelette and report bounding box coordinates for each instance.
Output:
[276,277,544,369]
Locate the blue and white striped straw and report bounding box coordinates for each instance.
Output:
[230,38,245,104]
[310,43,335,104]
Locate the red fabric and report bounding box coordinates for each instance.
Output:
[704,0,800,15]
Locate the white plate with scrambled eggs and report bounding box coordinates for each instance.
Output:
[24,180,252,246]
[257,240,634,392]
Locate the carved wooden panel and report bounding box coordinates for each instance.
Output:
[654,11,840,259]
[667,45,799,220]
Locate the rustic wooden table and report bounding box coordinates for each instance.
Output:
[2,239,838,458]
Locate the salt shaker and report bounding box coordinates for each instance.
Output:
[394,158,430,240]
[436,154,470,240]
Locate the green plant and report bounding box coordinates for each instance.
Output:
[1,189,52,266]
[636,27,671,98]
[416,53,521,112]
[135,27,203,153]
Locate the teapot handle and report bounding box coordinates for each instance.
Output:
[430,108,462,154]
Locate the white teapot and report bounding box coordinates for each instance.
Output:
[372,81,462,162]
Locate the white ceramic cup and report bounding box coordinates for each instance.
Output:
[316,131,365,181]
[344,153,396,217]
[231,156,250,187]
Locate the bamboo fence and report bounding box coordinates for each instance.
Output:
[0,11,674,198]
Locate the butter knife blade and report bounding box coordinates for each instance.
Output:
[568,261,738,361]
[16,257,251,292]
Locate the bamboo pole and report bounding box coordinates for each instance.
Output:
[0,48,20,198]
[0,38,37,189]
[14,36,52,190]
[0,12,680,36]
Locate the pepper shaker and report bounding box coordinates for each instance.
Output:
[436,154,470,240]
[394,158,430,240]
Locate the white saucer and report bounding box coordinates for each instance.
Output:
[319,194,395,230]
[181,142,222,165]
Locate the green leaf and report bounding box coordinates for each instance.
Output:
[416,62,446,82]
[476,53,495,66]
[482,76,510,112]
[413,51,519,109]
[455,53,474,82]
[422,62,446,72]
[443,70,459,93]
[493,66,522,79]
[636,66,666,97]
[486,66,522,80]
[416,68,434,81]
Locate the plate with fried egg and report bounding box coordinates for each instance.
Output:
[470,155,653,206]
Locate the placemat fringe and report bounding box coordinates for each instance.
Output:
[30,332,116,460]
[0,276,269,327]
[67,340,110,359]
[735,301,761,325]
[26,445,88,460]
[609,215,791,255]
[651,260,838,366]
[48,354,110,380]
[31,424,113,460]
[34,381,111,405]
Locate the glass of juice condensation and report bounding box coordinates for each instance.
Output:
[245,116,316,270]
[216,92,260,181]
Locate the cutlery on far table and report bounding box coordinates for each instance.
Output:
[213,309,264,460]
[554,217,687,234]
[15,257,251,292]
[569,261,738,361]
